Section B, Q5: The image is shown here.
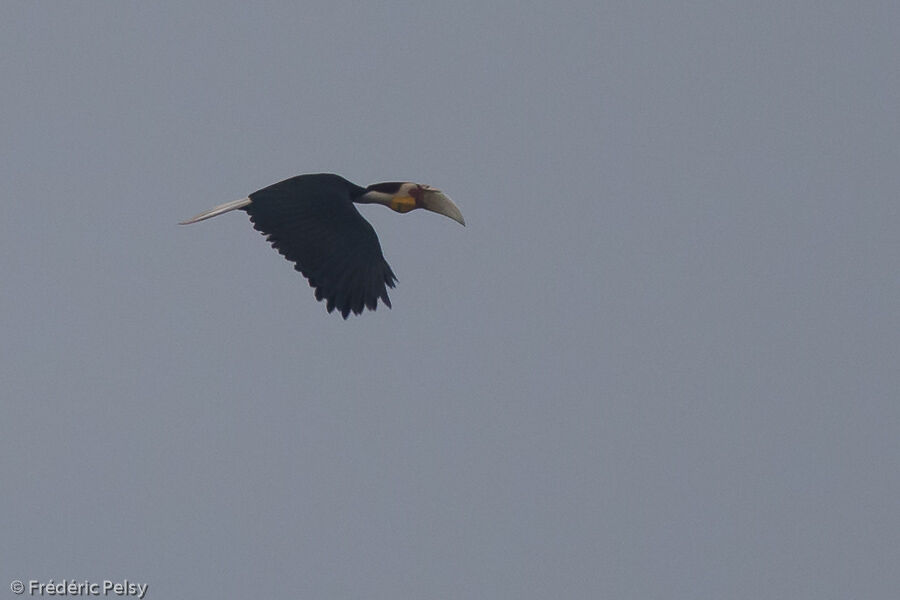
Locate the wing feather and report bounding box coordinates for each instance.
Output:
[242,174,396,318]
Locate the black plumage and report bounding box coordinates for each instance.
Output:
[244,174,396,318]
[180,172,464,319]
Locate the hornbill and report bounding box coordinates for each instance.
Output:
[180,173,464,318]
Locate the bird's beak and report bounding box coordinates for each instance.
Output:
[420,189,466,226]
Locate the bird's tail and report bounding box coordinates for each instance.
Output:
[179,197,253,225]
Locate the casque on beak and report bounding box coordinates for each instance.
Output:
[419,187,466,226]
[360,181,465,226]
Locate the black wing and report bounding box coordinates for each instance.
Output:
[243,175,397,318]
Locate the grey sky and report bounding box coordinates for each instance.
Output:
[2,2,898,598]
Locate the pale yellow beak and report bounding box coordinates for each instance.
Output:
[420,189,466,226]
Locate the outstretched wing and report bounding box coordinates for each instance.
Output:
[243,175,397,318]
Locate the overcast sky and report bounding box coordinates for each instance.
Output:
[1,2,898,598]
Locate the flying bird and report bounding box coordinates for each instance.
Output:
[180,173,465,318]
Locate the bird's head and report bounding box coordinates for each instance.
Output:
[360,182,465,226]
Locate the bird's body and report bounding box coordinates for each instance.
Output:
[180,173,464,318]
